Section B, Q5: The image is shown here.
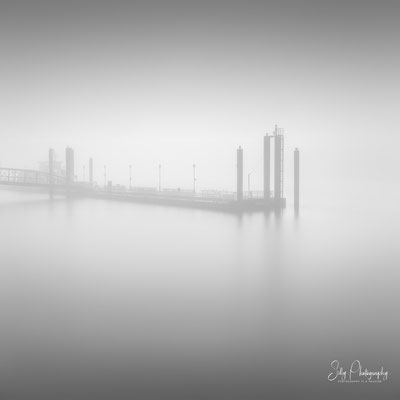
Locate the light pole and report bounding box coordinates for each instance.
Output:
[193,164,196,194]
[129,164,132,191]
[104,165,107,189]
[158,164,161,192]
[248,171,253,198]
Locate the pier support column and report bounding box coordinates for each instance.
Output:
[294,148,299,210]
[274,134,283,202]
[264,134,270,202]
[237,146,243,202]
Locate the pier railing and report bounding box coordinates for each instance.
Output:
[0,167,67,186]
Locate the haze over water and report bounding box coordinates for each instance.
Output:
[1,0,400,398]
[0,182,398,399]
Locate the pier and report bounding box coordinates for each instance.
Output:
[0,126,299,213]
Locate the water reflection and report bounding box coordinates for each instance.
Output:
[0,189,398,399]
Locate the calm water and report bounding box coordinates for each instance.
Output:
[0,187,399,399]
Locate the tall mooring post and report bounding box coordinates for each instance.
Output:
[49,148,54,186]
[274,126,284,202]
[237,146,243,202]
[294,148,299,210]
[264,134,270,202]
[89,158,93,186]
[65,147,75,185]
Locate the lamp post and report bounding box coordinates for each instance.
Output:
[158,164,161,192]
[248,171,253,198]
[193,164,196,194]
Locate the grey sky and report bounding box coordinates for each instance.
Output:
[0,0,399,199]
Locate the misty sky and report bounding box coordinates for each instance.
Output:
[0,0,399,201]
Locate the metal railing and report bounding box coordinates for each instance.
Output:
[0,167,67,186]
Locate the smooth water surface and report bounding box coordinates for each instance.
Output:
[0,188,399,399]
